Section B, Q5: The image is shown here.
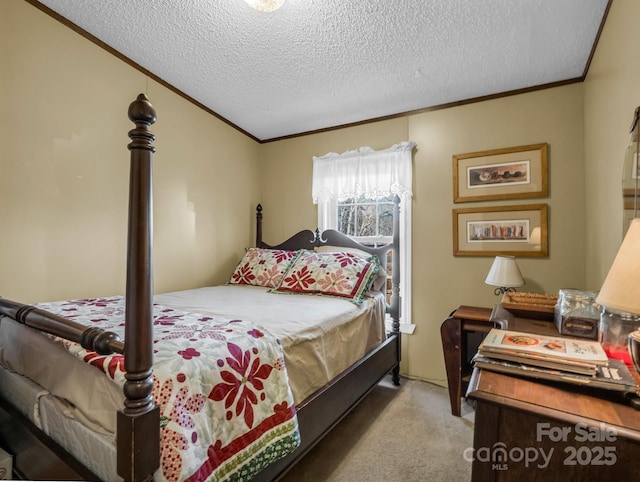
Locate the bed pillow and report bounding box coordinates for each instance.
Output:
[229,247,299,288]
[271,250,380,305]
[315,245,388,292]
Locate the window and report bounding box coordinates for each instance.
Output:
[312,142,415,333]
[337,195,394,241]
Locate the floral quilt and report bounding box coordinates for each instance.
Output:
[35,296,300,482]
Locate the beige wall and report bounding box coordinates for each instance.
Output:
[4,0,640,386]
[407,88,587,382]
[259,119,409,241]
[584,0,640,288]
[262,85,586,383]
[0,1,261,302]
[262,0,640,386]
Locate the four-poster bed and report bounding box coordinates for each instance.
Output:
[0,94,401,481]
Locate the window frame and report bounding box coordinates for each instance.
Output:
[318,195,414,334]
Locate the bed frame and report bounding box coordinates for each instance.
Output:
[0,94,401,481]
[253,203,402,481]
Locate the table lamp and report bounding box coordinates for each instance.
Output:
[485,256,525,296]
[596,218,640,365]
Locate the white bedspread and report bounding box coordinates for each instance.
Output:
[0,284,386,436]
[155,285,387,404]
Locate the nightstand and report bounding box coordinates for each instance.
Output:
[441,304,561,416]
[440,305,499,416]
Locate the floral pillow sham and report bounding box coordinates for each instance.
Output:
[229,247,298,288]
[314,245,387,292]
[270,250,380,305]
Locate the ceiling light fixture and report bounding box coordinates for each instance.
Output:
[245,0,285,12]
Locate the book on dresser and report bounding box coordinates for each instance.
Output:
[477,328,609,375]
[472,354,639,395]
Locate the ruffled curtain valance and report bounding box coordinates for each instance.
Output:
[312,141,415,203]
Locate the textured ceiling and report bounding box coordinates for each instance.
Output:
[36,0,610,142]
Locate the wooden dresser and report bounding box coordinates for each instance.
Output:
[466,307,640,481]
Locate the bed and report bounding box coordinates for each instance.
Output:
[0,94,401,482]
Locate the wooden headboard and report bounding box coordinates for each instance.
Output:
[254,199,402,330]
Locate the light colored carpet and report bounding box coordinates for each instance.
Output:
[280,377,475,482]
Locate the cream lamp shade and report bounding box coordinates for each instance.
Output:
[245,0,285,12]
[596,218,640,315]
[485,256,525,295]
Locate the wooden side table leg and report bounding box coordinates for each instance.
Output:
[441,316,463,416]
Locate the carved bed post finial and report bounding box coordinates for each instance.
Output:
[128,93,156,153]
[118,94,160,481]
[256,204,263,247]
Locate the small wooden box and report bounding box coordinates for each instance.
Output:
[500,292,557,321]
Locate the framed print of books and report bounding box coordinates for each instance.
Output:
[453,204,548,257]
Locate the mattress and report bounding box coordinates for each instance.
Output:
[0,365,118,482]
[0,284,387,437]
[0,365,47,429]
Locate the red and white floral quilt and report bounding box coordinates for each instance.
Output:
[35,296,300,482]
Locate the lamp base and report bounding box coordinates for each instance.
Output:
[493,286,517,296]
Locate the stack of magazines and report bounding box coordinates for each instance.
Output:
[474,328,639,395]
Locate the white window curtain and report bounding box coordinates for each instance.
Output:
[312,141,415,332]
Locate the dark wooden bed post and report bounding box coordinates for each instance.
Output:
[117,94,160,482]
[256,203,263,247]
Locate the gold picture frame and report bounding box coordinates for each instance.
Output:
[453,143,548,203]
[453,204,548,257]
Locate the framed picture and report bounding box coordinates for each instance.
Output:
[453,143,548,203]
[453,204,548,257]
